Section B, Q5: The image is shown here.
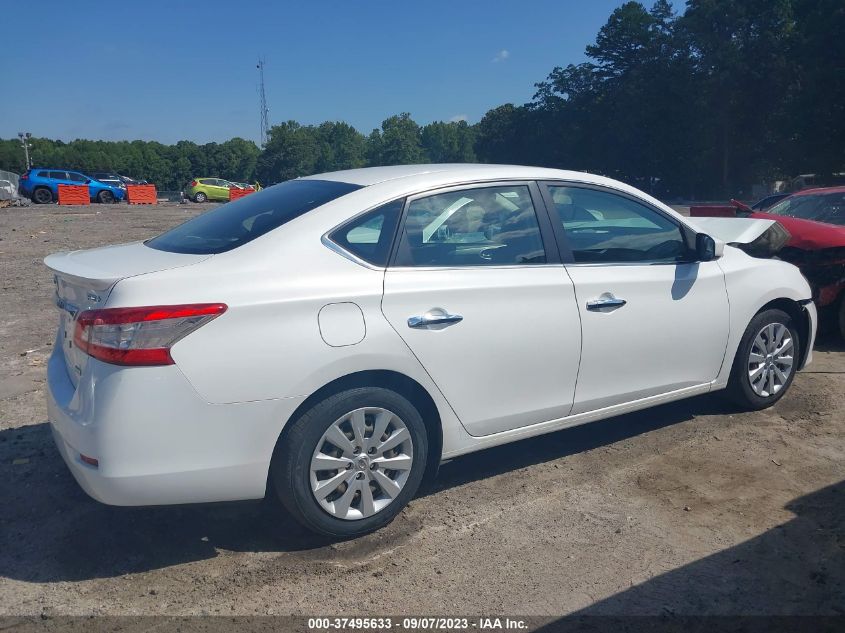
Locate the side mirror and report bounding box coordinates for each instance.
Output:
[696,233,720,261]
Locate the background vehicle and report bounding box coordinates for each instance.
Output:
[89,173,148,189]
[19,169,126,204]
[749,193,790,211]
[184,177,242,202]
[44,165,815,538]
[750,187,845,338]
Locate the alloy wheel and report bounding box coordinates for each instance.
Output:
[309,407,414,520]
[747,322,794,397]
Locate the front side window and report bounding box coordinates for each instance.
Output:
[147,179,362,254]
[68,172,87,183]
[547,186,690,263]
[395,185,546,267]
[329,199,403,266]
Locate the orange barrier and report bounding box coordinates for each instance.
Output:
[229,187,255,202]
[126,184,157,205]
[57,184,90,205]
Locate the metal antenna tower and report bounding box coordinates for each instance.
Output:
[257,58,270,146]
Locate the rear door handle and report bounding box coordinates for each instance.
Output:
[408,308,463,329]
[586,296,627,311]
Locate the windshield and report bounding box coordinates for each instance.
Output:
[766,192,845,226]
[146,179,362,254]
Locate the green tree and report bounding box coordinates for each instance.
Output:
[421,121,477,163]
[377,113,425,165]
[255,121,319,184]
[315,122,367,172]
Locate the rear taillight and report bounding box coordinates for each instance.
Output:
[21,171,29,181]
[189,180,197,187]
[73,303,227,366]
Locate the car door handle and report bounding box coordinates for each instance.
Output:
[407,309,463,329]
[586,296,627,310]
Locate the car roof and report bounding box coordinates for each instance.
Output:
[300,163,615,187]
[792,186,845,196]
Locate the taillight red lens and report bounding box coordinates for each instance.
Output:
[73,303,227,366]
[21,171,29,180]
[189,180,197,187]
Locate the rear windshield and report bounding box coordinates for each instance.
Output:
[146,179,362,254]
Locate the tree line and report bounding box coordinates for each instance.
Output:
[1,0,841,199]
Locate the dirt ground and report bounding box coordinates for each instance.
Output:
[0,203,842,617]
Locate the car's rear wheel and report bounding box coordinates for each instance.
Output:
[97,190,114,204]
[727,308,800,410]
[194,192,207,203]
[271,387,428,538]
[32,187,52,204]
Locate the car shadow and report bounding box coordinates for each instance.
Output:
[814,331,845,353]
[0,393,734,584]
[533,480,844,623]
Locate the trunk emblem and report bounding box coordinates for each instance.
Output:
[87,292,101,303]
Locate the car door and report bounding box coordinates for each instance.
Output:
[380,182,582,437]
[540,182,730,414]
[67,171,92,197]
[49,171,73,196]
[213,179,233,200]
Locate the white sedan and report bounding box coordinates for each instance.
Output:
[45,164,816,537]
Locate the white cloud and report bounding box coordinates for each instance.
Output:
[492,49,510,63]
[449,114,469,123]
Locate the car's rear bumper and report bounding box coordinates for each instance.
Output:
[46,335,305,506]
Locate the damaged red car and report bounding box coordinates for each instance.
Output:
[693,187,845,338]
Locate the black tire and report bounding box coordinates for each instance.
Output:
[97,190,114,204]
[270,387,428,538]
[32,187,52,204]
[194,192,207,203]
[727,308,800,410]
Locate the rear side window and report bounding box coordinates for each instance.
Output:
[68,172,87,183]
[36,171,49,178]
[394,185,547,267]
[147,179,362,254]
[329,199,403,266]
[49,171,67,180]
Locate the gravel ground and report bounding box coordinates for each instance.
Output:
[0,203,842,617]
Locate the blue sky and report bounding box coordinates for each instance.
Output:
[2,1,633,144]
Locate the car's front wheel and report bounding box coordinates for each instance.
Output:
[271,387,428,538]
[97,190,115,204]
[194,192,207,203]
[727,308,800,410]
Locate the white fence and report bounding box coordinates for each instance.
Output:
[0,169,20,200]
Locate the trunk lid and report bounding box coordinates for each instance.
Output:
[44,242,211,386]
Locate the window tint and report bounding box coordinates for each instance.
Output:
[329,199,403,266]
[67,172,88,183]
[147,179,362,254]
[548,186,689,263]
[395,185,546,267]
[767,193,845,226]
[198,179,213,185]
[37,171,50,178]
[49,171,67,180]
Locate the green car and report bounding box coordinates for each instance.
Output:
[184,177,242,203]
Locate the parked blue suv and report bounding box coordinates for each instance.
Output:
[19,169,126,204]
